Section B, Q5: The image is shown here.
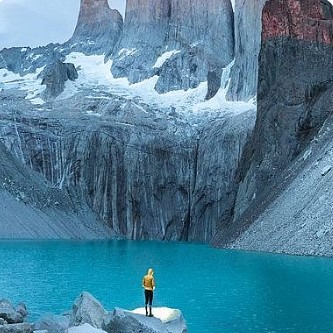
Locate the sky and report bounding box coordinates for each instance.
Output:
[0,0,333,49]
[0,0,126,49]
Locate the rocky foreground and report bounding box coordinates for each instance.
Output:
[0,292,187,333]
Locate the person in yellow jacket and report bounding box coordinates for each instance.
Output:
[142,268,155,317]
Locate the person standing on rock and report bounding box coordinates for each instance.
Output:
[142,268,155,317]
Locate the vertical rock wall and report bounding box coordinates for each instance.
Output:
[213,0,333,246]
[111,0,234,98]
[188,111,255,241]
[155,0,234,96]
[0,95,253,242]
[227,0,267,101]
[111,0,170,83]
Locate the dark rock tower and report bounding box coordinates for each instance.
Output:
[213,0,333,246]
[69,0,123,54]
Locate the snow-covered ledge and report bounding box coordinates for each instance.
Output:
[132,306,183,323]
[102,307,187,333]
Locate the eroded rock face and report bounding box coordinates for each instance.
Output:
[213,0,333,246]
[69,0,123,54]
[38,60,78,98]
[111,0,234,97]
[111,0,170,82]
[227,0,267,101]
[262,0,333,43]
[0,84,253,242]
[188,110,255,241]
[155,0,234,95]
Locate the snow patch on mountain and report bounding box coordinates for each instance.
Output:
[0,66,45,104]
[63,53,255,117]
[153,50,180,68]
[0,52,255,119]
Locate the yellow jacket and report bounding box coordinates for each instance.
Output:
[142,268,155,291]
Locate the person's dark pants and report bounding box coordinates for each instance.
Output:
[144,290,154,316]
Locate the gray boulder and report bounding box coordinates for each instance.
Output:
[102,307,187,333]
[69,292,107,329]
[15,304,28,318]
[33,314,70,333]
[0,323,32,333]
[0,300,23,324]
[66,323,106,333]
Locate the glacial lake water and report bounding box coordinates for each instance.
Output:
[1,240,333,333]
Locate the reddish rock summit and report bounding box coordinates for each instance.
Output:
[262,0,333,44]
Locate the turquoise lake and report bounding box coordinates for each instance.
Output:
[1,240,333,332]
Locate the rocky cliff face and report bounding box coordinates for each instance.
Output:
[213,0,333,247]
[0,116,112,239]
[68,0,123,54]
[111,0,234,98]
[0,0,252,242]
[188,110,255,241]
[110,0,170,83]
[0,86,253,241]
[227,0,266,101]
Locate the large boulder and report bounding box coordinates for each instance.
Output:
[15,304,28,319]
[33,314,70,333]
[102,307,187,333]
[67,323,106,333]
[0,300,24,324]
[69,292,107,329]
[0,323,32,333]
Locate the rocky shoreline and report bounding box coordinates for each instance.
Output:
[0,292,187,333]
